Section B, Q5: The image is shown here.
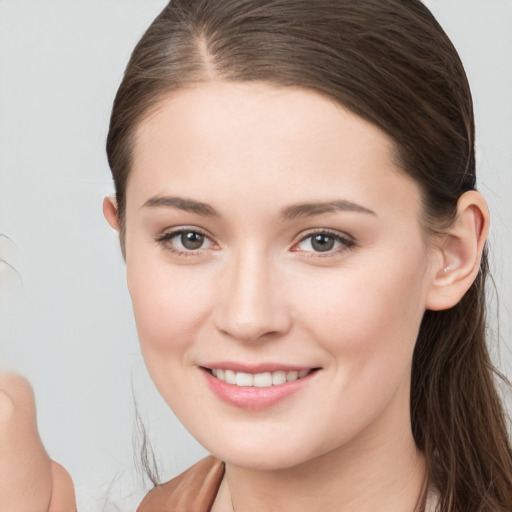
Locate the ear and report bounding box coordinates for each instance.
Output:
[426,191,489,311]
[103,195,120,232]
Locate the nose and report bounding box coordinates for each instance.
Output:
[213,248,292,343]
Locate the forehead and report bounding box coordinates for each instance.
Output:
[135,81,396,161]
[129,81,421,219]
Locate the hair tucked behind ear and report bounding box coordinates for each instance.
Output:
[412,252,512,510]
[107,1,512,509]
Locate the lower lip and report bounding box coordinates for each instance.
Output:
[202,369,318,410]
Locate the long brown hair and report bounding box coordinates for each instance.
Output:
[106,1,512,509]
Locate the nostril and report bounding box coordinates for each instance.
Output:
[213,266,292,342]
[214,306,293,343]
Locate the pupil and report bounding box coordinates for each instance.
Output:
[312,234,334,252]
[181,232,204,250]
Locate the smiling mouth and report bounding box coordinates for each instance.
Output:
[204,368,319,388]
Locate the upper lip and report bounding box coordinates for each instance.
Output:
[200,362,319,373]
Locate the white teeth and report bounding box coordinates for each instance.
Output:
[286,371,299,382]
[225,370,236,385]
[272,371,287,385]
[211,368,312,387]
[235,372,253,387]
[253,372,272,388]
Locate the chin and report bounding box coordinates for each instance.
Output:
[214,446,312,471]
[195,427,332,471]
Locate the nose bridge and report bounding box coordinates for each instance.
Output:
[214,243,290,342]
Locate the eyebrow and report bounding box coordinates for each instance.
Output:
[280,200,376,219]
[143,196,218,216]
[142,195,376,219]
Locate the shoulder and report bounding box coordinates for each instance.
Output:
[137,456,225,512]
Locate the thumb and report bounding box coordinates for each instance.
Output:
[0,373,75,512]
[49,461,77,512]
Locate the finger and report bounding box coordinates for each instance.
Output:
[48,460,77,512]
[0,387,15,424]
[0,373,52,512]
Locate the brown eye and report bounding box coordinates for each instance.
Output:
[180,231,205,250]
[311,234,335,252]
[295,231,354,255]
[157,229,213,254]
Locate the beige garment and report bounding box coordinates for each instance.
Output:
[137,456,225,512]
[424,487,440,512]
[137,455,439,512]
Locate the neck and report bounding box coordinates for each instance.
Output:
[217,382,427,512]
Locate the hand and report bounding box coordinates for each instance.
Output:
[0,373,76,512]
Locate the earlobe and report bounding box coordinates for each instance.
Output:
[103,195,120,232]
[426,191,489,311]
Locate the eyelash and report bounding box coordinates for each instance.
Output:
[155,228,356,257]
[156,228,215,256]
[292,229,356,257]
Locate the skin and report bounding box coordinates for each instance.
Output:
[0,373,76,512]
[103,81,489,512]
[0,82,487,511]
[0,83,489,512]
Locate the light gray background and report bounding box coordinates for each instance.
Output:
[0,1,511,510]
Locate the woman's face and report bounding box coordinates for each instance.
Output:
[121,82,437,470]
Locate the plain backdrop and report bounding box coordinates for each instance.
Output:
[0,1,511,510]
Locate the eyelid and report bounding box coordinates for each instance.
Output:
[291,228,356,255]
[156,226,218,255]
[155,226,355,257]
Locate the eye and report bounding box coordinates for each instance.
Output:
[294,230,354,254]
[178,231,208,250]
[157,228,214,254]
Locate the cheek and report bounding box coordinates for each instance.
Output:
[282,255,429,446]
[290,249,428,377]
[126,252,213,362]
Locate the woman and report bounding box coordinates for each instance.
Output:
[101,0,512,510]
[1,0,511,510]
